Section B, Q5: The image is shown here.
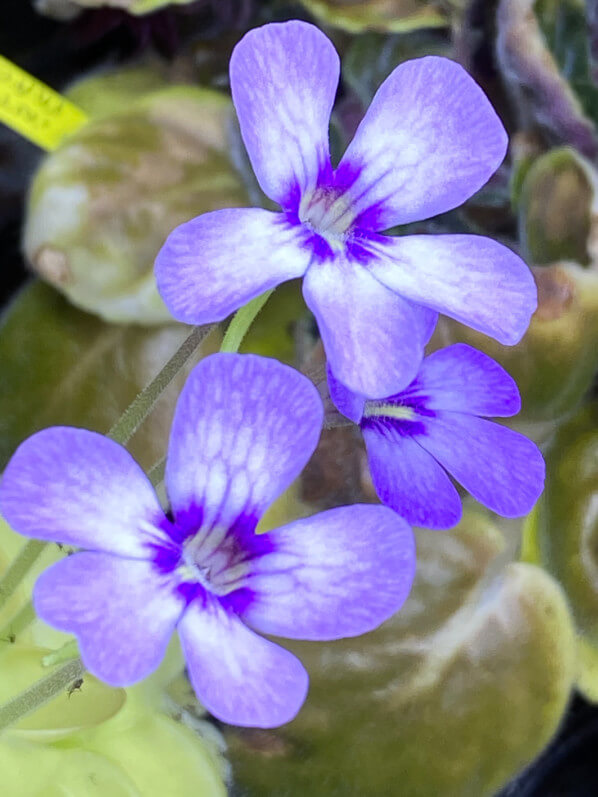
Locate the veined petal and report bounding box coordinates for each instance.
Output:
[418,412,545,517]
[155,209,311,325]
[366,234,537,345]
[0,428,169,558]
[326,364,365,423]
[336,56,507,231]
[404,344,521,417]
[34,553,184,685]
[303,256,430,397]
[230,21,339,207]
[178,598,308,728]
[241,505,415,639]
[362,424,462,529]
[166,353,323,537]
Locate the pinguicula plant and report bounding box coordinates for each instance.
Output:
[0,16,545,775]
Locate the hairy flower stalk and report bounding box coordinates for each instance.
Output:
[0,657,85,734]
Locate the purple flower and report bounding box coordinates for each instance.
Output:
[0,354,415,728]
[155,20,536,398]
[328,344,545,529]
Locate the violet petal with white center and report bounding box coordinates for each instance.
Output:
[155,208,312,326]
[165,352,323,538]
[178,597,309,728]
[417,412,545,518]
[364,234,537,346]
[0,427,172,558]
[240,504,415,640]
[229,20,339,207]
[155,20,536,398]
[303,255,432,396]
[335,55,508,231]
[402,343,521,417]
[361,425,462,529]
[34,552,185,685]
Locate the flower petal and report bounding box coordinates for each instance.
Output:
[418,412,545,517]
[326,364,365,423]
[362,424,462,529]
[303,256,431,397]
[34,553,184,685]
[405,344,521,417]
[230,21,339,207]
[241,505,415,639]
[336,56,507,231]
[166,353,323,535]
[155,209,311,325]
[366,234,536,345]
[178,598,308,728]
[0,428,168,558]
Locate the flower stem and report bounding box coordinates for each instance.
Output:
[219,290,273,354]
[42,639,79,668]
[108,323,215,445]
[0,540,46,615]
[0,601,36,641]
[0,657,85,734]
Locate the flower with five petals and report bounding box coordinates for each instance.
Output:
[0,354,415,727]
[156,20,537,398]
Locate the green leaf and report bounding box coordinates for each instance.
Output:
[429,262,598,439]
[0,644,125,741]
[299,0,448,34]
[23,82,250,324]
[0,281,219,471]
[518,147,596,266]
[536,404,598,642]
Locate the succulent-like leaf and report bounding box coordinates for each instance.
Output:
[496,0,598,157]
[518,146,598,265]
[0,281,219,471]
[23,80,250,324]
[299,0,448,34]
[430,262,598,439]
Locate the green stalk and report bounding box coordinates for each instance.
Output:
[0,540,46,615]
[220,290,273,353]
[107,323,215,445]
[0,657,85,734]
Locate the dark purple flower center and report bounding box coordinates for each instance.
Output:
[361,394,434,437]
[150,511,272,608]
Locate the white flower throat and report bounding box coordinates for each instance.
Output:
[299,187,355,241]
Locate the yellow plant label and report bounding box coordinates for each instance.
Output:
[0,55,88,150]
